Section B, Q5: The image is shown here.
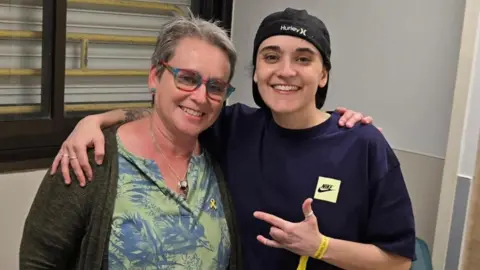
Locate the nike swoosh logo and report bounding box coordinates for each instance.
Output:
[317,188,334,193]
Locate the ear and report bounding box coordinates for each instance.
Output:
[253,72,258,83]
[148,65,158,89]
[319,69,328,88]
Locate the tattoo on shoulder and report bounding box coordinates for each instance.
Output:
[123,108,152,123]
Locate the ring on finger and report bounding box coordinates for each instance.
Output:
[305,211,314,219]
[69,156,78,160]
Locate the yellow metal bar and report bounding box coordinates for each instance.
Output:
[64,69,148,76]
[67,0,185,16]
[0,105,41,114]
[0,30,157,45]
[67,32,156,44]
[0,102,150,114]
[65,102,150,112]
[81,39,89,69]
[0,30,42,39]
[0,69,42,76]
[0,68,148,76]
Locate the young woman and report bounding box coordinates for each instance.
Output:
[50,8,415,270]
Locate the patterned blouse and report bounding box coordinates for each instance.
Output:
[108,135,231,269]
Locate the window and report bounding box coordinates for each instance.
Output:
[0,0,233,172]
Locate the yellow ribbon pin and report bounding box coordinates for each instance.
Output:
[209,199,217,210]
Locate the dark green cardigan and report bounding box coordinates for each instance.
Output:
[19,126,242,269]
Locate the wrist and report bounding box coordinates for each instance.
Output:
[320,236,334,260]
[312,234,330,260]
[308,234,323,257]
[85,114,105,129]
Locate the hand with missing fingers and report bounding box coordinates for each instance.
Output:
[50,115,106,186]
[253,198,324,258]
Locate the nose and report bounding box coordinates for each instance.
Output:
[277,60,297,77]
[190,83,208,104]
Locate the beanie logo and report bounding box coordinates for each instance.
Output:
[280,25,307,36]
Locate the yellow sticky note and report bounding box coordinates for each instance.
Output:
[314,177,341,203]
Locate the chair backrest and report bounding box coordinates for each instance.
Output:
[411,237,433,270]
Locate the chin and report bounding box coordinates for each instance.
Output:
[265,101,301,114]
[175,123,205,138]
[171,110,211,137]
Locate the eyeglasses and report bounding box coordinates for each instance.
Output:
[159,60,235,102]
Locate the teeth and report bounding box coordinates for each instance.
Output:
[181,107,203,117]
[273,85,299,91]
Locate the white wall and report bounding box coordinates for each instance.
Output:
[229,0,466,251]
[0,170,44,270]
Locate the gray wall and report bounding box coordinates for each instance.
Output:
[229,0,466,252]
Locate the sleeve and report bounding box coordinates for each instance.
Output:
[365,145,416,260]
[19,171,87,269]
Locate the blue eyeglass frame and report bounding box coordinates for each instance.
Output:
[159,60,235,100]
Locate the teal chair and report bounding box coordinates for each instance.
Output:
[411,237,433,270]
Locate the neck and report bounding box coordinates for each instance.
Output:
[149,113,198,158]
[272,104,330,130]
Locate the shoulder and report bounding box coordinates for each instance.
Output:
[200,103,266,146]
[221,103,271,131]
[350,123,389,147]
[346,123,400,180]
[221,102,263,121]
[80,126,119,186]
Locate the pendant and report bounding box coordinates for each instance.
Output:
[178,180,188,191]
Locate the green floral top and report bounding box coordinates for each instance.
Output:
[108,135,231,269]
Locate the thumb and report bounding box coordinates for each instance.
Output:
[302,198,315,221]
[93,134,106,165]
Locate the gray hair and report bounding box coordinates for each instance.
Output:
[151,15,237,82]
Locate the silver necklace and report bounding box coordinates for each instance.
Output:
[149,120,190,198]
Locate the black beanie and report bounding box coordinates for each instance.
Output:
[252,8,332,109]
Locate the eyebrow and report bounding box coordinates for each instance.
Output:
[259,45,317,55]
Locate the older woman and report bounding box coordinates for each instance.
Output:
[20,16,241,269]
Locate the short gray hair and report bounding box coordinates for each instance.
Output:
[151,15,237,81]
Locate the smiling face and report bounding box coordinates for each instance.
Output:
[149,36,230,138]
[254,35,328,114]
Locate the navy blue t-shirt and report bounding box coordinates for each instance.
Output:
[200,103,416,269]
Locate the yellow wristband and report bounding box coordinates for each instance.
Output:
[313,236,330,260]
[296,236,330,270]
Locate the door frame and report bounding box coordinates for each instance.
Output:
[432,1,480,268]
